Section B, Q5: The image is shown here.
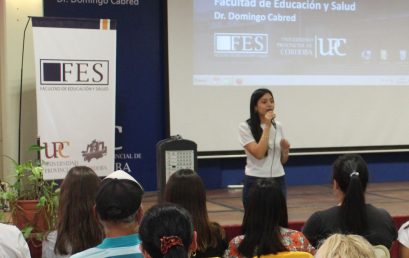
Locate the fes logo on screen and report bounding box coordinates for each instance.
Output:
[214,33,268,55]
[40,59,109,85]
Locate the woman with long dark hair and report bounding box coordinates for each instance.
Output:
[42,166,103,257]
[224,178,314,258]
[164,169,227,258]
[239,88,290,205]
[302,154,397,248]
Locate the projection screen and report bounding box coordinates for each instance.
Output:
[167,0,409,155]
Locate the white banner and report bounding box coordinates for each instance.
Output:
[32,17,116,179]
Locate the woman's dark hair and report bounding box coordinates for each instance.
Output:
[164,169,224,252]
[55,166,103,255]
[238,178,288,257]
[247,88,274,143]
[332,154,369,235]
[140,203,194,258]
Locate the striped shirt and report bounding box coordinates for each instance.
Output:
[70,233,143,258]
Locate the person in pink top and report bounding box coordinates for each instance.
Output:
[224,178,314,258]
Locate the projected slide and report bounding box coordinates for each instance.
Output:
[193,0,409,86]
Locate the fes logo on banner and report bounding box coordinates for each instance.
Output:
[32,17,116,179]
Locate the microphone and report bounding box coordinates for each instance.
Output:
[271,120,276,129]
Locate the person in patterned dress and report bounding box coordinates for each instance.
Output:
[224,178,314,258]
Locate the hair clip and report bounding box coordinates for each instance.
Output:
[160,235,183,254]
[350,171,360,177]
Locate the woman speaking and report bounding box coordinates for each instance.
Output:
[239,88,290,206]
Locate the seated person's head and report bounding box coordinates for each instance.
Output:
[56,166,103,255]
[164,169,208,222]
[331,154,370,235]
[315,234,375,258]
[95,170,144,231]
[60,166,101,213]
[332,153,369,194]
[139,203,197,258]
[238,178,289,257]
[245,178,288,228]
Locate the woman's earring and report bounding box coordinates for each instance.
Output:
[191,251,196,257]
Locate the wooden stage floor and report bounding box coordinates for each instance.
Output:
[142,181,409,226]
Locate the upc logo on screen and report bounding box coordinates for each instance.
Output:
[40,59,109,85]
[214,33,268,54]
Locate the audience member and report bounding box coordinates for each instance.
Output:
[302,154,397,248]
[164,169,227,258]
[224,178,314,258]
[70,170,144,258]
[42,166,103,258]
[398,221,409,258]
[139,203,197,258]
[0,223,31,258]
[315,233,375,258]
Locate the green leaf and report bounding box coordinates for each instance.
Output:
[28,144,45,152]
[37,196,46,207]
[21,226,34,239]
[32,166,43,178]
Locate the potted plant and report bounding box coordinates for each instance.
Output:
[0,145,59,241]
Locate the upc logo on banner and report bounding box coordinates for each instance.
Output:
[40,59,109,85]
[43,141,70,159]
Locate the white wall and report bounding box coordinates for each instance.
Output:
[0,0,42,181]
